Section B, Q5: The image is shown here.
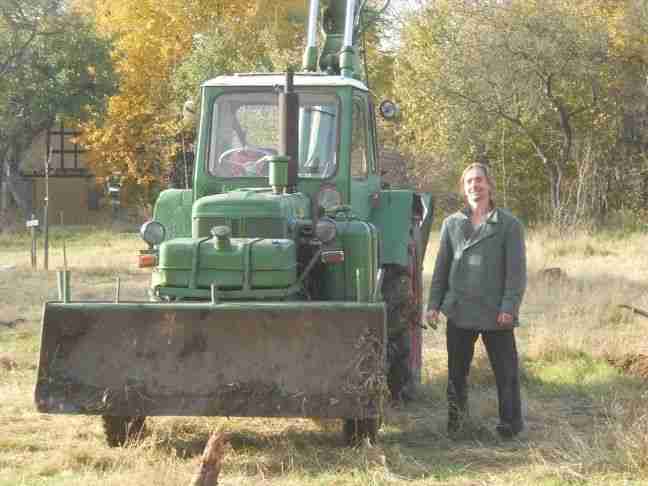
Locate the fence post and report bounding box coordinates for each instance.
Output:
[30,214,37,268]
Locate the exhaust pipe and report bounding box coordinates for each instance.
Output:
[279,70,299,192]
[302,0,320,71]
[340,0,357,78]
[343,0,356,49]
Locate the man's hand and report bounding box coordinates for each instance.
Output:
[425,309,440,329]
[496,312,514,328]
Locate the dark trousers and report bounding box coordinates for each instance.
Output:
[446,320,522,431]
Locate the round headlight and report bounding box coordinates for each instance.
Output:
[315,217,337,243]
[316,185,342,213]
[379,99,400,120]
[140,221,166,246]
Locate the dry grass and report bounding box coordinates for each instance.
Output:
[1,225,648,485]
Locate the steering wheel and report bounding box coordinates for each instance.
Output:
[217,147,274,176]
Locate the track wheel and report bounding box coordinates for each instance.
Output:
[343,418,379,447]
[102,415,146,447]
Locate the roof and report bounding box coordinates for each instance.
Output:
[202,73,368,91]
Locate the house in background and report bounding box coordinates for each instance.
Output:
[1,122,417,228]
[3,121,101,225]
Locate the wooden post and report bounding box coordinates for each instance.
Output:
[0,160,8,213]
[43,148,51,271]
[189,429,229,486]
[29,213,37,269]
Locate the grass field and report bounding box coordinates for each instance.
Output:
[2,225,648,485]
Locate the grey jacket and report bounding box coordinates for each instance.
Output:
[427,208,527,330]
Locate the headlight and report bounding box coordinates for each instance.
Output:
[379,99,400,120]
[140,221,166,246]
[315,217,337,243]
[316,185,342,213]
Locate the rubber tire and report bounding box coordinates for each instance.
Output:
[102,415,146,447]
[343,418,379,447]
[382,267,417,401]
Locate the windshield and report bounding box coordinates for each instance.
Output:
[208,91,338,179]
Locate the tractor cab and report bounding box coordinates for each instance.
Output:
[193,73,381,222]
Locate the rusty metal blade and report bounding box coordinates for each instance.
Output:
[35,302,386,419]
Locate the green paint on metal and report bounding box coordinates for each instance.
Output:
[155,284,301,300]
[157,237,298,292]
[153,189,193,240]
[268,155,290,191]
[41,301,384,312]
[417,192,434,258]
[36,0,434,431]
[190,237,210,289]
[371,190,416,267]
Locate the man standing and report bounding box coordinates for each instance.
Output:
[426,163,527,438]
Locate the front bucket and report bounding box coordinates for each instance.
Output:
[35,301,386,419]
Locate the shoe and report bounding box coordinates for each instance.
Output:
[447,420,459,435]
[448,407,469,436]
[495,422,523,439]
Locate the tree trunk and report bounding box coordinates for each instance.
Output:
[0,160,7,213]
[189,429,229,486]
[1,159,32,216]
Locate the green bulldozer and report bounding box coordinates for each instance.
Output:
[35,0,433,446]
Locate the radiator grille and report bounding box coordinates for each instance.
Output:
[243,218,286,238]
[195,217,285,239]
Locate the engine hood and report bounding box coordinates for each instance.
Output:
[192,188,311,239]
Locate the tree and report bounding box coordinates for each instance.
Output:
[79,0,307,208]
[0,0,114,213]
[394,0,643,224]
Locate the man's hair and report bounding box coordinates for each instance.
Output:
[459,162,496,208]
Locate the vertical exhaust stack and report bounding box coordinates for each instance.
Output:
[279,70,299,192]
[302,0,320,72]
[340,0,357,78]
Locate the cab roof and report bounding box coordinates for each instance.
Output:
[202,73,368,92]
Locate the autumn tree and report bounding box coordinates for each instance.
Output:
[394,0,646,224]
[78,0,308,207]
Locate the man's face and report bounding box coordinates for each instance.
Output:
[463,167,490,207]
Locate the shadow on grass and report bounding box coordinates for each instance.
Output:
[152,421,347,460]
[378,382,534,481]
[153,427,214,458]
[143,351,648,481]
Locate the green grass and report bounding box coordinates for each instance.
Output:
[0,225,139,250]
[522,351,642,402]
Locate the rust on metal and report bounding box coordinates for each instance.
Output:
[35,302,386,419]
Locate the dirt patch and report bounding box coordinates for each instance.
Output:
[0,356,18,371]
[608,354,648,380]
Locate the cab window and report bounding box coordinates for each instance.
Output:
[350,98,369,179]
[208,91,338,179]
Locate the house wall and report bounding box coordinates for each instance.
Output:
[30,177,96,225]
[18,123,98,225]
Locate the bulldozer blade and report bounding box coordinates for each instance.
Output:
[35,302,386,419]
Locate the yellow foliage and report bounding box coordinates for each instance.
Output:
[73,0,307,207]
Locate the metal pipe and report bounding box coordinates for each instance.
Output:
[343,0,356,48]
[306,0,319,49]
[211,283,219,305]
[302,0,320,71]
[372,268,385,302]
[114,276,120,303]
[279,70,299,191]
[57,270,70,303]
